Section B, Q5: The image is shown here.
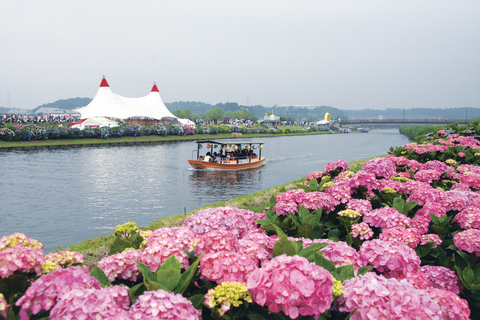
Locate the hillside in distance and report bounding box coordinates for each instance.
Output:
[17,97,480,121]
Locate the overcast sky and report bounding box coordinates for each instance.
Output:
[1,1,479,111]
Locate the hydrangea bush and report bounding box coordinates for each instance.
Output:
[3,129,480,319]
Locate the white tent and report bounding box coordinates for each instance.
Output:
[171,118,195,127]
[74,78,177,122]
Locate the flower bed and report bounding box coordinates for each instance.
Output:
[1,131,480,319]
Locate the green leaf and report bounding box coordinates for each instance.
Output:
[415,242,435,258]
[314,252,335,272]
[304,214,320,228]
[272,224,288,238]
[298,223,313,239]
[463,267,475,285]
[298,206,309,224]
[128,283,145,304]
[145,277,168,291]
[358,266,373,276]
[136,261,156,284]
[174,255,202,295]
[333,264,355,282]
[273,237,298,257]
[109,237,134,255]
[188,294,206,309]
[328,229,341,242]
[392,197,405,213]
[89,267,112,288]
[298,243,329,262]
[156,269,182,292]
[430,213,441,226]
[158,255,181,272]
[308,178,319,191]
[404,201,418,213]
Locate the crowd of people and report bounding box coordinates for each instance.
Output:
[1,113,80,125]
[200,148,257,163]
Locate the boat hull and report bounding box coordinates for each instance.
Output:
[188,157,265,171]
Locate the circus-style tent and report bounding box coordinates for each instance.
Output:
[74,77,177,127]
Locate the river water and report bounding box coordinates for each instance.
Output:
[0,129,410,252]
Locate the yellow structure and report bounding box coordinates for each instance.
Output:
[324,112,331,121]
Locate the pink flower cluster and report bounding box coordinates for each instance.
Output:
[43,250,83,269]
[0,246,44,278]
[359,239,420,275]
[379,226,422,248]
[337,273,442,319]
[427,288,470,320]
[305,171,323,181]
[49,287,130,320]
[420,265,462,295]
[363,206,411,229]
[183,206,261,238]
[420,234,443,248]
[320,241,361,270]
[414,169,443,183]
[129,290,199,320]
[362,157,397,179]
[346,199,372,215]
[199,251,258,284]
[192,229,238,257]
[350,223,374,240]
[247,255,333,319]
[0,293,8,318]
[349,171,379,191]
[454,229,480,256]
[15,266,101,318]
[453,206,480,229]
[324,159,349,173]
[0,232,44,250]
[98,249,141,282]
[138,227,195,270]
[274,189,339,215]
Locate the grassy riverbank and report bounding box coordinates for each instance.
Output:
[0,130,332,149]
[58,157,373,270]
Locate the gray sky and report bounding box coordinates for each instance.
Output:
[1,1,479,111]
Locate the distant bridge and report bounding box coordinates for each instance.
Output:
[338,119,472,126]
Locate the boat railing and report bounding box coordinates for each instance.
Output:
[192,150,198,160]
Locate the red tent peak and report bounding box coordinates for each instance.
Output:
[100,78,109,87]
[151,84,159,92]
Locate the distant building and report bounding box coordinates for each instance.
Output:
[258,114,281,129]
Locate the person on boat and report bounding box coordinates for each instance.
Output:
[211,152,218,162]
[204,152,212,162]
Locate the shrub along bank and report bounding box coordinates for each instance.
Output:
[3,127,480,319]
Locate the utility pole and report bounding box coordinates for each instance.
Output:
[403,109,405,121]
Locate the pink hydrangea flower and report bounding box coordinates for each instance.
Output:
[441,191,469,212]
[98,249,141,282]
[416,202,447,219]
[306,171,323,181]
[129,290,199,320]
[453,206,480,229]
[383,270,429,289]
[247,255,333,319]
[199,251,258,284]
[337,273,442,319]
[458,152,466,158]
[363,206,411,229]
[324,180,352,204]
[0,293,8,318]
[138,227,195,270]
[43,251,83,270]
[15,266,100,319]
[427,288,470,320]
[49,287,130,320]
[454,229,480,256]
[420,234,443,248]
[402,180,433,194]
[359,239,421,274]
[0,233,44,250]
[350,222,374,240]
[362,157,397,179]
[458,173,480,190]
[237,238,271,265]
[414,169,443,184]
[0,246,44,278]
[183,206,262,237]
[437,130,446,135]
[421,265,463,295]
[346,199,372,216]
[298,191,340,213]
[241,231,277,255]
[411,215,431,234]
[320,241,361,270]
[192,229,238,257]
[379,226,422,248]
[324,159,349,173]
[349,171,379,191]
[408,188,447,207]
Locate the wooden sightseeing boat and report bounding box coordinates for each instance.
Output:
[188,139,265,171]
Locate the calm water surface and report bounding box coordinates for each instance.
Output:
[0,129,410,251]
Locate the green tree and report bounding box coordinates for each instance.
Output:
[182,108,193,120]
[207,107,224,124]
[172,108,183,118]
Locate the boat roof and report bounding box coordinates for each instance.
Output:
[195,139,263,145]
